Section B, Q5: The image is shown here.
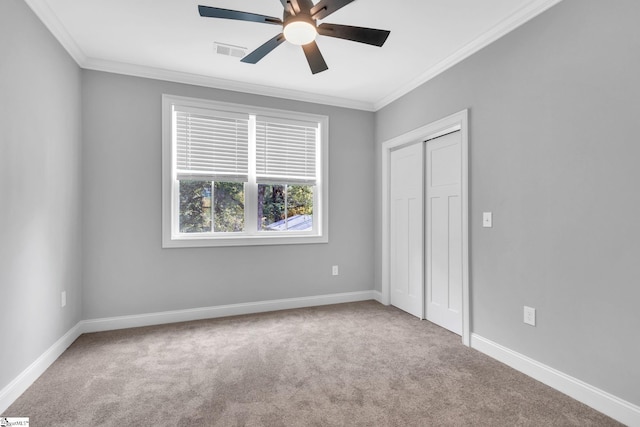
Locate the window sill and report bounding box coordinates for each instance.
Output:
[162,233,328,248]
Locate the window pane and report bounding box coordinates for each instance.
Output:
[179,180,212,233]
[213,182,245,232]
[258,184,313,231]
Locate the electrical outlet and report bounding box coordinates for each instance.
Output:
[524,306,535,326]
[483,212,493,228]
[61,291,67,308]
[332,265,339,276]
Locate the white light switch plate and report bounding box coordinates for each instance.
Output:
[483,212,493,228]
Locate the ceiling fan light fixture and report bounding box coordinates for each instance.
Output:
[283,20,317,46]
[198,3,390,74]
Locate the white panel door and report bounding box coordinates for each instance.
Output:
[426,131,463,334]
[390,143,423,318]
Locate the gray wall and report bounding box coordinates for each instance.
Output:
[375,0,640,406]
[3,0,638,412]
[81,71,375,319]
[0,0,83,389]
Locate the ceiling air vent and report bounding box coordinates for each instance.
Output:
[214,42,247,59]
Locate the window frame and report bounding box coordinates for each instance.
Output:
[162,94,329,248]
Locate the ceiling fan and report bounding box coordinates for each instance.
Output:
[198,0,391,74]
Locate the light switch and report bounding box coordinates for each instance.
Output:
[483,212,492,228]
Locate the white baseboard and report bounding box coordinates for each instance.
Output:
[471,333,640,426]
[0,323,83,414]
[8,296,634,426]
[372,290,384,304]
[0,291,376,414]
[80,290,377,333]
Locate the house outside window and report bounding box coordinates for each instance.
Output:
[162,95,328,247]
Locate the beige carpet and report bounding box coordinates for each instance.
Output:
[3,301,620,426]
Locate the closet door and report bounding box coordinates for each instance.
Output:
[389,142,423,318]
[425,131,462,335]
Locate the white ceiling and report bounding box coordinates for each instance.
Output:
[25,0,561,111]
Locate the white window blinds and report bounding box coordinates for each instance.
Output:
[255,116,318,184]
[174,107,249,182]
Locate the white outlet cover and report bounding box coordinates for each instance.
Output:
[483,212,493,228]
[332,265,339,276]
[61,291,67,308]
[524,306,536,326]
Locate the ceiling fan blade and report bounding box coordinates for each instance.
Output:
[302,41,329,74]
[278,0,294,14]
[317,23,390,46]
[296,0,315,13]
[241,33,286,64]
[310,0,356,20]
[198,5,282,25]
[279,0,305,14]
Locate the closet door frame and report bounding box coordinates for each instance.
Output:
[381,109,469,346]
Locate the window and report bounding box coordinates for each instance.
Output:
[162,95,328,247]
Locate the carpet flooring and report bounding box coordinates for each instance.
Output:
[3,301,620,426]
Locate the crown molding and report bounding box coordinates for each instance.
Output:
[81,57,376,111]
[23,0,87,64]
[24,0,563,112]
[23,0,374,111]
[372,0,564,111]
